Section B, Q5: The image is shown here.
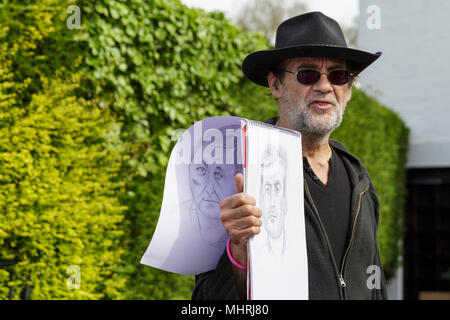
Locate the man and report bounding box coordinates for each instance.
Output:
[260,145,287,256]
[192,11,387,299]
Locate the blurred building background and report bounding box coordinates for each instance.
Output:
[358,0,450,300]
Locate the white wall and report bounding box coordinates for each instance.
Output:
[358,0,450,168]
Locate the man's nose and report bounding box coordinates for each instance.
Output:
[313,73,333,93]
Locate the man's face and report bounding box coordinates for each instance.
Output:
[270,57,352,136]
[189,161,236,220]
[261,161,286,239]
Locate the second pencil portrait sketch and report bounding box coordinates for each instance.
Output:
[259,143,288,256]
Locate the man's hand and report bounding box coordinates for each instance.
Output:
[220,173,262,267]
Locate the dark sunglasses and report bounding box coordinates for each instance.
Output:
[281,69,353,86]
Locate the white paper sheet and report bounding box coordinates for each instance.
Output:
[245,120,308,300]
[140,116,243,275]
[141,116,309,299]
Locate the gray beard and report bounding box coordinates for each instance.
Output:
[291,106,344,138]
[279,87,348,143]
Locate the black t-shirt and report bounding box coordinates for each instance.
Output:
[303,147,352,268]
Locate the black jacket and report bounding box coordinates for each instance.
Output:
[192,119,388,300]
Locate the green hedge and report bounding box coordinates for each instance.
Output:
[0,19,126,299]
[2,0,267,299]
[74,0,267,299]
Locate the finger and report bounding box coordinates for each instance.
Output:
[220,192,256,210]
[232,204,261,219]
[232,215,263,230]
[230,193,256,209]
[234,173,244,193]
[229,226,261,245]
[221,204,261,224]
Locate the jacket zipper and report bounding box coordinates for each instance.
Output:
[305,178,371,298]
[338,185,370,290]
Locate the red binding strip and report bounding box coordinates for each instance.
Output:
[243,124,247,169]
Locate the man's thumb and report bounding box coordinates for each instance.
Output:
[234,173,244,193]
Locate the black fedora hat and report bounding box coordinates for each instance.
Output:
[242,11,382,87]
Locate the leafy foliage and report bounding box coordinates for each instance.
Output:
[72,0,267,299]
[0,2,126,299]
[0,71,126,300]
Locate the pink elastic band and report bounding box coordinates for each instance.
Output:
[226,237,247,270]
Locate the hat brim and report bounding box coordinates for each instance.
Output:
[242,45,382,87]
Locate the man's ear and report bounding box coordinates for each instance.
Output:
[267,71,283,100]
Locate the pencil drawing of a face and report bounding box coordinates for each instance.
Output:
[189,160,236,219]
[189,125,242,222]
[260,147,287,240]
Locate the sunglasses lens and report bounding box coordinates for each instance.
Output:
[297,70,320,85]
[328,70,352,85]
[295,70,352,85]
